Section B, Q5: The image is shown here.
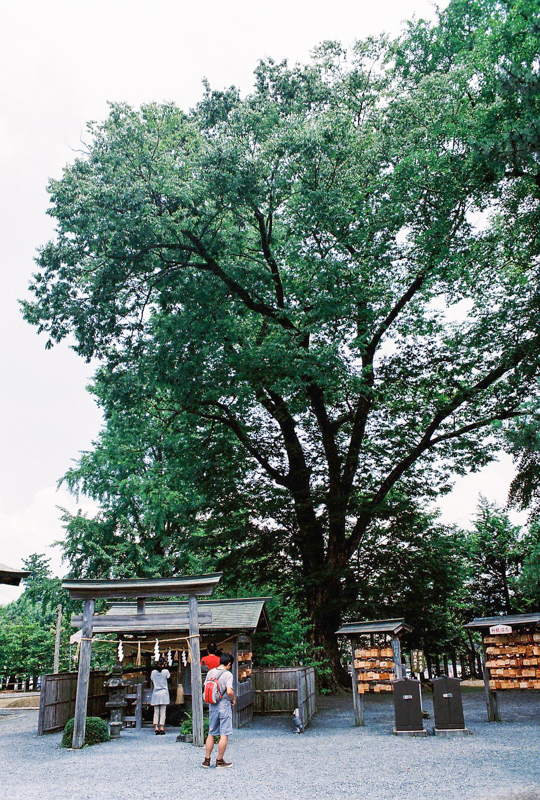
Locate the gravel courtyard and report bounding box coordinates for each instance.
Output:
[1,689,539,800]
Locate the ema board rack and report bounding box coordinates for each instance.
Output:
[486,632,540,690]
[237,648,253,682]
[354,646,395,693]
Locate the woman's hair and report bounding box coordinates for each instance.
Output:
[207,643,218,655]
[155,657,166,672]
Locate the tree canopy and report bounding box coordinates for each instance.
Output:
[23,0,540,680]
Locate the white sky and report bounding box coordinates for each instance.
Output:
[0,0,525,604]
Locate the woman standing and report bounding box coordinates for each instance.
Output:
[150,657,170,735]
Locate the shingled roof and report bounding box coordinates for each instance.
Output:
[464,613,540,629]
[336,618,412,636]
[76,597,271,634]
[0,562,29,586]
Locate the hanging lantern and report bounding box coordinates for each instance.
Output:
[167,648,173,667]
[117,640,124,663]
[154,639,160,662]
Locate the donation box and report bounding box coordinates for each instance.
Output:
[393,677,424,733]
[431,676,466,731]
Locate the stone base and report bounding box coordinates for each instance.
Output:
[433,727,471,737]
[176,733,193,743]
[393,728,428,737]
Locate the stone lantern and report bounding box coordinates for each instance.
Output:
[105,664,127,738]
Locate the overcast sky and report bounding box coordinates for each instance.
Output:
[0,0,525,604]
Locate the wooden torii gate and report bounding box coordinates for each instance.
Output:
[63,573,222,749]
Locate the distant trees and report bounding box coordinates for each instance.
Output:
[0,554,115,677]
[0,555,67,676]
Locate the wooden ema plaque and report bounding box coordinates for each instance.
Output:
[237,648,253,682]
[485,631,540,690]
[354,647,395,693]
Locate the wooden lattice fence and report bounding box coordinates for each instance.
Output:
[252,667,317,728]
[37,671,108,734]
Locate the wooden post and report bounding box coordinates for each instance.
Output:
[135,683,142,729]
[297,668,306,728]
[53,604,62,674]
[232,636,239,729]
[391,637,402,680]
[189,594,204,746]
[350,638,364,726]
[482,640,501,722]
[72,598,94,749]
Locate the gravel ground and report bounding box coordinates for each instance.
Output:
[1,688,539,800]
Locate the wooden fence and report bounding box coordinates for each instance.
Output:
[37,671,108,735]
[234,677,254,728]
[296,666,316,729]
[252,667,317,728]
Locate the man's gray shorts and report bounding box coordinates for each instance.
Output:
[208,700,233,736]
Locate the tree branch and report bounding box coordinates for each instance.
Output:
[345,334,540,559]
[196,405,289,487]
[254,208,285,308]
[182,231,297,331]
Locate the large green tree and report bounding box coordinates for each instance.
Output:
[23,0,540,680]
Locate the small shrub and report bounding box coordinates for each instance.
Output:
[180,712,216,741]
[61,717,110,748]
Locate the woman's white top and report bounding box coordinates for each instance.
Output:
[150,669,170,705]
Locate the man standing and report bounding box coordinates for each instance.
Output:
[201,643,221,671]
[202,653,236,768]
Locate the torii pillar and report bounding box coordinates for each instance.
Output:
[73,598,94,748]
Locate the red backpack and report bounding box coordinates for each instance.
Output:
[204,669,226,704]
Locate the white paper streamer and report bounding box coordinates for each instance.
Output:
[167,648,173,667]
[117,640,124,662]
[154,639,160,662]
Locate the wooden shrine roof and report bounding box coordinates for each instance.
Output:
[335,618,412,637]
[0,561,30,586]
[62,572,222,599]
[464,613,540,629]
[72,597,271,634]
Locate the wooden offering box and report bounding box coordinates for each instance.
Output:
[354,646,395,693]
[485,632,540,690]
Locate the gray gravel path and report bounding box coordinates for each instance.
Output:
[1,689,539,800]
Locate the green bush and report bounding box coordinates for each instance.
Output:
[61,717,110,747]
[179,712,216,741]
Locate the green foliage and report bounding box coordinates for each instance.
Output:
[506,399,540,520]
[0,614,55,675]
[464,498,540,615]
[350,507,471,655]
[519,533,540,607]
[179,711,216,741]
[61,717,110,747]
[0,555,71,675]
[254,595,313,667]
[22,0,540,681]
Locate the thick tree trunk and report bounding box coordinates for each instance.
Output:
[304,570,349,690]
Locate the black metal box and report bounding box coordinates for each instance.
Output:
[393,677,424,733]
[431,675,466,731]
